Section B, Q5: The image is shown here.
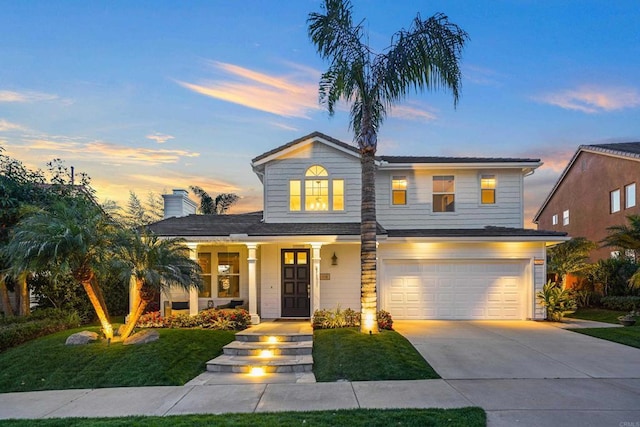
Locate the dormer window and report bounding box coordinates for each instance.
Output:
[289,165,344,212]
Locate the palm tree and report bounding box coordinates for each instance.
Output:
[547,237,597,289]
[189,186,239,214]
[114,230,202,340]
[3,197,116,339]
[602,215,640,287]
[308,0,468,332]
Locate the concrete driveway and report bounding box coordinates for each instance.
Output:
[394,320,640,379]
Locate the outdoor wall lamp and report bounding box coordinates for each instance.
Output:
[331,252,338,266]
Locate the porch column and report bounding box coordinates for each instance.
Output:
[186,243,199,316]
[247,243,260,324]
[311,243,322,314]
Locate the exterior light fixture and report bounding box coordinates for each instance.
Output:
[331,252,338,266]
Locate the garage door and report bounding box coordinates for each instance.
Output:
[382,260,526,320]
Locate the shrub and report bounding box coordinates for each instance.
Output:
[537,281,577,321]
[0,309,80,351]
[601,296,640,311]
[135,308,251,331]
[312,307,393,330]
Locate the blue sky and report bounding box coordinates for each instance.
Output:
[1,0,638,225]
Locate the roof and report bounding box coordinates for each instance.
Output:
[251,131,358,164]
[533,142,640,222]
[147,213,565,240]
[380,156,540,164]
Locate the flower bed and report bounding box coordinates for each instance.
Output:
[136,308,251,331]
[312,307,393,330]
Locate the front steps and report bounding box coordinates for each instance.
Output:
[204,321,315,383]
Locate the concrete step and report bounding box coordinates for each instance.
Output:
[234,331,313,343]
[206,354,314,373]
[223,340,312,356]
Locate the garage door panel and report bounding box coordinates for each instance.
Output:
[383,260,526,320]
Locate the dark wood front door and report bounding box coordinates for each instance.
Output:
[281,249,310,317]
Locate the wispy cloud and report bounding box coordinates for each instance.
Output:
[0,90,59,103]
[19,137,199,165]
[463,65,505,86]
[130,173,240,194]
[146,133,175,144]
[390,104,437,121]
[0,119,24,132]
[535,85,640,113]
[177,61,321,118]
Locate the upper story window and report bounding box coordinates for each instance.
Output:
[392,176,407,205]
[433,175,455,212]
[289,165,344,212]
[611,189,621,213]
[563,209,570,226]
[552,214,558,225]
[480,175,496,204]
[625,183,636,209]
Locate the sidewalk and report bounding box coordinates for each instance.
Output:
[1,378,639,426]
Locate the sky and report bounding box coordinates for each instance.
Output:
[1,0,639,226]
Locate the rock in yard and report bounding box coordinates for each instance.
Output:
[123,329,159,345]
[65,331,99,345]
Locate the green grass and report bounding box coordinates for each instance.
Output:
[570,325,640,349]
[313,327,439,381]
[566,308,627,324]
[0,408,485,426]
[0,327,235,393]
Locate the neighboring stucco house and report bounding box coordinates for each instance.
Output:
[147,132,566,323]
[534,142,640,261]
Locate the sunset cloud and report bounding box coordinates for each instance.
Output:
[0,90,59,103]
[536,85,640,113]
[0,119,24,132]
[177,61,321,118]
[146,133,175,144]
[390,104,437,121]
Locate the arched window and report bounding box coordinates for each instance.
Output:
[289,165,344,212]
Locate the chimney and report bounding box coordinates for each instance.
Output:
[162,189,197,219]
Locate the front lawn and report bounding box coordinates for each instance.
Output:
[566,308,627,324]
[313,327,439,381]
[0,408,486,426]
[570,325,640,349]
[0,327,235,393]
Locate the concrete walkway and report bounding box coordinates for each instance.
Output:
[1,320,639,426]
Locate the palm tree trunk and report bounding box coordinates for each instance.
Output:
[0,274,14,317]
[360,148,379,334]
[18,272,30,316]
[119,279,146,340]
[81,278,113,340]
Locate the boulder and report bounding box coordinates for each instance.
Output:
[123,329,159,346]
[65,331,99,345]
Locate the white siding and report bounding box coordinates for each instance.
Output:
[319,244,360,310]
[263,142,361,223]
[376,169,525,229]
[259,244,281,319]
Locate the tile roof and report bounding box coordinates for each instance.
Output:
[584,142,640,158]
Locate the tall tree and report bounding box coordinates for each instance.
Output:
[547,237,597,289]
[3,197,117,339]
[190,186,239,214]
[308,0,468,332]
[113,230,202,340]
[602,215,640,288]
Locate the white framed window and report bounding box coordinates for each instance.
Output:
[552,214,558,225]
[611,189,621,213]
[480,174,496,204]
[433,175,455,212]
[625,183,636,209]
[197,253,212,298]
[391,176,407,205]
[217,252,240,298]
[562,209,569,226]
[289,165,344,212]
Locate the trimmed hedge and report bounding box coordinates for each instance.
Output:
[0,309,80,352]
[312,307,394,330]
[601,296,640,311]
[136,308,251,331]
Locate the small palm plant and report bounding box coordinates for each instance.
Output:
[113,230,202,340]
[536,281,577,322]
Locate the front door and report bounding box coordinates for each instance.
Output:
[281,249,310,317]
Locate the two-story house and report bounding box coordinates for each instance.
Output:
[146,132,566,323]
[534,142,640,261]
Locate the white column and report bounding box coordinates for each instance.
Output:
[186,243,199,316]
[247,243,260,324]
[311,243,322,314]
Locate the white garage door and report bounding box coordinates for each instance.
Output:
[382,260,526,320]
